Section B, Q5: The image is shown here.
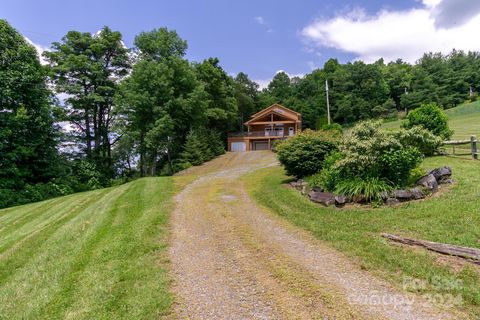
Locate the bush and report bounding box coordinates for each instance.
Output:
[307,151,343,191]
[402,103,453,139]
[394,126,443,156]
[276,129,339,178]
[319,122,343,134]
[380,147,423,187]
[335,177,392,202]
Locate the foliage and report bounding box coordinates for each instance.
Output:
[319,122,343,134]
[276,129,339,178]
[394,125,443,156]
[334,177,392,202]
[179,129,225,168]
[307,151,343,191]
[402,103,453,139]
[331,121,423,189]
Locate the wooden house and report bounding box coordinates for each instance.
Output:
[227,103,302,151]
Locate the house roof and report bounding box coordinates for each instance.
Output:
[245,103,301,125]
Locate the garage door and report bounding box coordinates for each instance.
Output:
[231,142,246,152]
[253,141,269,150]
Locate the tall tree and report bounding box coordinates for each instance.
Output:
[116,28,206,176]
[233,72,259,131]
[0,20,58,192]
[45,26,130,179]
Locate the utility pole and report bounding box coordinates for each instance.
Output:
[325,79,331,125]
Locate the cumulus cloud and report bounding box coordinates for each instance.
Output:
[24,37,49,65]
[301,0,480,63]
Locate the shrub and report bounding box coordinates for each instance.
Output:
[402,103,453,139]
[380,147,423,187]
[394,126,443,156]
[307,151,343,191]
[276,129,339,178]
[319,122,343,134]
[335,177,392,202]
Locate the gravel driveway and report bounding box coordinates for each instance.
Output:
[168,151,460,320]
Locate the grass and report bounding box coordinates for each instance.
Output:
[0,177,174,319]
[245,156,480,318]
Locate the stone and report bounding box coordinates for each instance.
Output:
[409,187,425,200]
[429,166,452,182]
[442,178,454,185]
[335,195,347,205]
[301,185,311,195]
[385,198,400,205]
[380,191,391,200]
[312,187,324,192]
[393,189,414,201]
[352,194,366,203]
[416,174,438,193]
[309,191,335,206]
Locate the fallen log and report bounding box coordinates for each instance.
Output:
[381,233,480,265]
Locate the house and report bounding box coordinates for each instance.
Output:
[228,103,302,152]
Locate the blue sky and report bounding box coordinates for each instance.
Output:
[3,0,480,86]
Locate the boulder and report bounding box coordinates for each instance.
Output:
[385,198,400,205]
[352,194,366,203]
[429,167,452,183]
[309,191,335,206]
[393,189,414,201]
[301,185,311,195]
[416,174,438,193]
[335,195,347,206]
[410,187,425,200]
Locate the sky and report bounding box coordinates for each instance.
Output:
[2,0,480,88]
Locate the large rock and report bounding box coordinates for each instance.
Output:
[309,191,335,206]
[335,195,347,206]
[410,187,425,200]
[393,189,414,201]
[416,174,438,193]
[429,166,452,183]
[385,198,400,205]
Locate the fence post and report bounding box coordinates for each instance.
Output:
[471,135,478,160]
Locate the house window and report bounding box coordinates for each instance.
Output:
[289,127,294,136]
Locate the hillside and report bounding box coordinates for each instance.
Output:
[383,101,480,139]
[0,178,173,319]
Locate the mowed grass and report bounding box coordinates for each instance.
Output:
[0,177,174,319]
[383,101,480,140]
[245,157,480,318]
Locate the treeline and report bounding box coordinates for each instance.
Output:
[258,51,480,128]
[2,18,480,208]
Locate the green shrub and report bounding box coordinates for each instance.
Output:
[335,177,392,202]
[319,123,343,134]
[276,129,339,178]
[407,166,426,186]
[402,103,453,139]
[380,147,423,187]
[394,126,443,156]
[307,151,343,191]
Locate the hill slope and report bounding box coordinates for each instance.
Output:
[0,177,173,319]
[383,101,480,139]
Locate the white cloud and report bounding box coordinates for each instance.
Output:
[24,37,49,65]
[254,16,273,33]
[301,0,480,63]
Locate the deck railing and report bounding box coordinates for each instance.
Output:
[228,131,288,137]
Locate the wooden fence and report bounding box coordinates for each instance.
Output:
[442,135,478,160]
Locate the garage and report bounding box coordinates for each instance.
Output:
[252,141,269,151]
[231,141,246,152]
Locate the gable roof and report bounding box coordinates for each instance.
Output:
[245,104,301,125]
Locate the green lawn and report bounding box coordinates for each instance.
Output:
[383,101,480,140]
[0,177,173,319]
[245,157,480,318]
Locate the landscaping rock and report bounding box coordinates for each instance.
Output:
[429,166,452,183]
[385,198,400,205]
[335,195,347,206]
[380,191,391,200]
[352,194,366,203]
[416,174,438,193]
[393,189,414,201]
[410,187,425,200]
[301,185,311,195]
[309,191,335,206]
[312,187,324,192]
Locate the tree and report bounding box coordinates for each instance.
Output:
[45,26,130,180]
[0,20,58,194]
[233,72,259,131]
[116,28,207,176]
